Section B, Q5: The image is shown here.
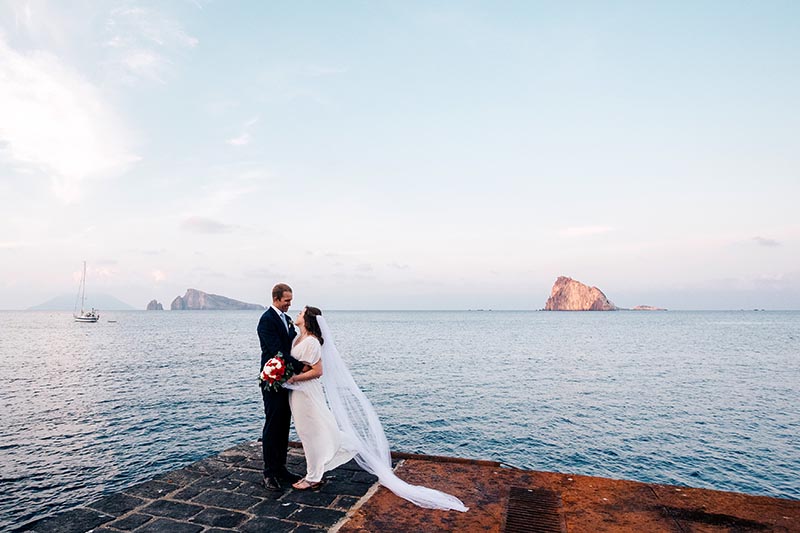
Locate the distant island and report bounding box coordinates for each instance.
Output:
[543,276,666,311]
[146,300,164,310]
[544,276,617,311]
[168,289,264,310]
[28,293,135,311]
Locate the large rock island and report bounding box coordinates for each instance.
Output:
[544,276,617,311]
[170,289,265,310]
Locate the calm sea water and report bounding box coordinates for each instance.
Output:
[1,310,798,529]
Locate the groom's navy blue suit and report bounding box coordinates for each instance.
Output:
[257,307,304,478]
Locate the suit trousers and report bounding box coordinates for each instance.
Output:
[261,387,291,477]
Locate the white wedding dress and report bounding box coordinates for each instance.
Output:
[287,336,356,482]
[285,317,468,512]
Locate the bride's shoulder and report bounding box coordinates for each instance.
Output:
[307,335,322,347]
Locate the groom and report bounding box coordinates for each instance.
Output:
[257,283,305,491]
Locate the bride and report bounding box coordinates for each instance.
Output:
[284,306,468,512]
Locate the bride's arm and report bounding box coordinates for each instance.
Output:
[287,360,322,384]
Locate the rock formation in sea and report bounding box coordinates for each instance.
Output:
[632,305,667,311]
[146,300,164,310]
[544,276,617,311]
[169,288,265,310]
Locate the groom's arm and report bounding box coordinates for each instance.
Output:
[282,350,305,374]
[257,314,282,366]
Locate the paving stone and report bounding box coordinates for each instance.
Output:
[351,471,378,484]
[186,457,233,477]
[321,480,372,497]
[238,517,295,533]
[19,507,114,533]
[189,507,249,528]
[227,468,263,485]
[155,467,205,485]
[232,480,268,497]
[171,484,207,501]
[217,452,248,465]
[332,495,361,510]
[134,517,204,533]
[191,489,261,510]
[239,458,264,470]
[86,492,145,515]
[192,475,242,491]
[291,525,329,533]
[250,499,299,519]
[123,480,177,499]
[288,506,346,527]
[107,512,153,530]
[282,489,338,507]
[204,529,239,533]
[141,499,204,520]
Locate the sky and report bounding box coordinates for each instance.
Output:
[1,1,799,311]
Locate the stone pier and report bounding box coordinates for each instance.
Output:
[17,441,800,532]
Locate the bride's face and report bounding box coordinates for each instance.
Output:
[295,309,306,328]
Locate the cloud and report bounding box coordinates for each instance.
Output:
[226,132,251,146]
[226,117,259,147]
[103,6,198,83]
[559,225,614,237]
[753,236,780,247]
[181,216,235,234]
[151,269,166,282]
[0,36,139,202]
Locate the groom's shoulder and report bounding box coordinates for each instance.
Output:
[257,308,275,324]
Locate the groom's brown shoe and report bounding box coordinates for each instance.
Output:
[263,475,283,492]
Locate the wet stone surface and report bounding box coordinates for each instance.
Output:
[16,442,375,533]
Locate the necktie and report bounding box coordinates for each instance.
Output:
[280,312,289,332]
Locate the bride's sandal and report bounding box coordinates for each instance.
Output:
[292,479,324,491]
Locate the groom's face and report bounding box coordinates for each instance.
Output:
[274,291,292,313]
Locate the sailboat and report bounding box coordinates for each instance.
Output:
[73,261,99,323]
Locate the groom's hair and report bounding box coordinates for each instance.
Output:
[272,283,292,301]
[304,306,324,345]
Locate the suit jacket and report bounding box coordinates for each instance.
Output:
[257,307,303,374]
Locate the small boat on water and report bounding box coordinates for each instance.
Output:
[73,261,99,323]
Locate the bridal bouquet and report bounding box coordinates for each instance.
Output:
[259,353,294,392]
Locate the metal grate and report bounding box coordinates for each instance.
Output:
[504,487,566,533]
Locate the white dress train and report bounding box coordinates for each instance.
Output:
[287,336,355,482]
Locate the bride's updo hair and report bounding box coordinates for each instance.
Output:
[304,306,324,345]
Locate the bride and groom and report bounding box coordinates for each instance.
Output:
[257,283,468,512]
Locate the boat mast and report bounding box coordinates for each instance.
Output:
[81,261,87,313]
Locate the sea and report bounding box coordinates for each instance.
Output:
[1,310,798,530]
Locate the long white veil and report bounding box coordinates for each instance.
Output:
[316,315,468,512]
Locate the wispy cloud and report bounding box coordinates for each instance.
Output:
[753,236,780,247]
[226,117,259,147]
[226,132,251,146]
[181,216,235,234]
[559,225,614,237]
[104,6,198,83]
[0,36,139,203]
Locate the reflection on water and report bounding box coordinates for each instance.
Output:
[1,310,798,529]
